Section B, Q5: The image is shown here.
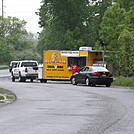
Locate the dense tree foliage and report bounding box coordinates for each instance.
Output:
[0,37,14,63]
[118,0,134,11]
[37,0,134,76]
[37,0,112,54]
[0,16,41,64]
[100,2,134,76]
[0,0,133,77]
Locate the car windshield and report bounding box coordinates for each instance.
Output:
[21,62,37,67]
[91,67,109,72]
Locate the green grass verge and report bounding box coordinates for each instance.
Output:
[0,67,9,70]
[112,77,134,87]
[0,88,14,95]
[0,96,4,100]
[7,96,14,99]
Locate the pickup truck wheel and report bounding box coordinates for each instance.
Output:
[12,76,15,82]
[12,77,15,82]
[11,72,15,82]
[19,73,26,82]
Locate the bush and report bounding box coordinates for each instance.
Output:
[112,77,134,87]
[0,96,4,100]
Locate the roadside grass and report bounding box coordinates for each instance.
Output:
[112,77,134,87]
[7,96,14,99]
[0,96,4,100]
[0,65,9,70]
[0,88,14,95]
[0,67,9,70]
[0,88,16,103]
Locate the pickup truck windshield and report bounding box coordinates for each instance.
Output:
[21,62,37,67]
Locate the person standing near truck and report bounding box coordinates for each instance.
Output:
[72,64,79,74]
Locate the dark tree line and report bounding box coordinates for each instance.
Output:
[0,0,133,77]
[0,16,41,64]
[37,0,134,76]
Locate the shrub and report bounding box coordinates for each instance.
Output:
[112,77,134,87]
[0,96,4,100]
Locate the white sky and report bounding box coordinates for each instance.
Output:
[0,0,42,33]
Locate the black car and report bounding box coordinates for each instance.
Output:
[71,66,113,87]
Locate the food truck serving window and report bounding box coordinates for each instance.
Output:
[68,57,86,68]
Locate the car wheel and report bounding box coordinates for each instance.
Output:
[85,77,90,86]
[106,83,111,87]
[91,83,96,87]
[71,77,77,85]
[30,79,33,82]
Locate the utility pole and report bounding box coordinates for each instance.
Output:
[2,0,4,17]
[100,40,105,67]
[102,42,105,67]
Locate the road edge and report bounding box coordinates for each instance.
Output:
[0,89,17,107]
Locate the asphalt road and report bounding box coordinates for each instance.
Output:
[0,69,134,134]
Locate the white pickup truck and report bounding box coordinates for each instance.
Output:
[11,60,38,82]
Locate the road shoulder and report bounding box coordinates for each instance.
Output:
[0,88,17,107]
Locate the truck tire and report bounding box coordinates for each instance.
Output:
[40,79,43,83]
[43,80,47,83]
[12,77,15,82]
[19,72,26,82]
[40,79,47,83]
[11,72,15,82]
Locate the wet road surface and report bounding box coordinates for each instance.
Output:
[0,69,134,134]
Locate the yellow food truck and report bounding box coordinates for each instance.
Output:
[38,47,103,82]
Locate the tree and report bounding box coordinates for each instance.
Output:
[100,4,126,50]
[0,16,40,63]
[17,49,41,62]
[117,0,134,11]
[0,37,15,63]
[118,29,134,77]
[37,0,90,50]
[37,0,113,52]
[99,3,134,76]
[117,5,134,77]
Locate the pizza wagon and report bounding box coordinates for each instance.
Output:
[38,47,103,83]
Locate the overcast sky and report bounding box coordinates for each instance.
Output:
[0,0,42,33]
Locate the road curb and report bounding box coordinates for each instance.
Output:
[0,93,17,107]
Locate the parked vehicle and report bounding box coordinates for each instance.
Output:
[38,47,103,82]
[11,60,38,82]
[71,66,113,87]
[9,61,19,72]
